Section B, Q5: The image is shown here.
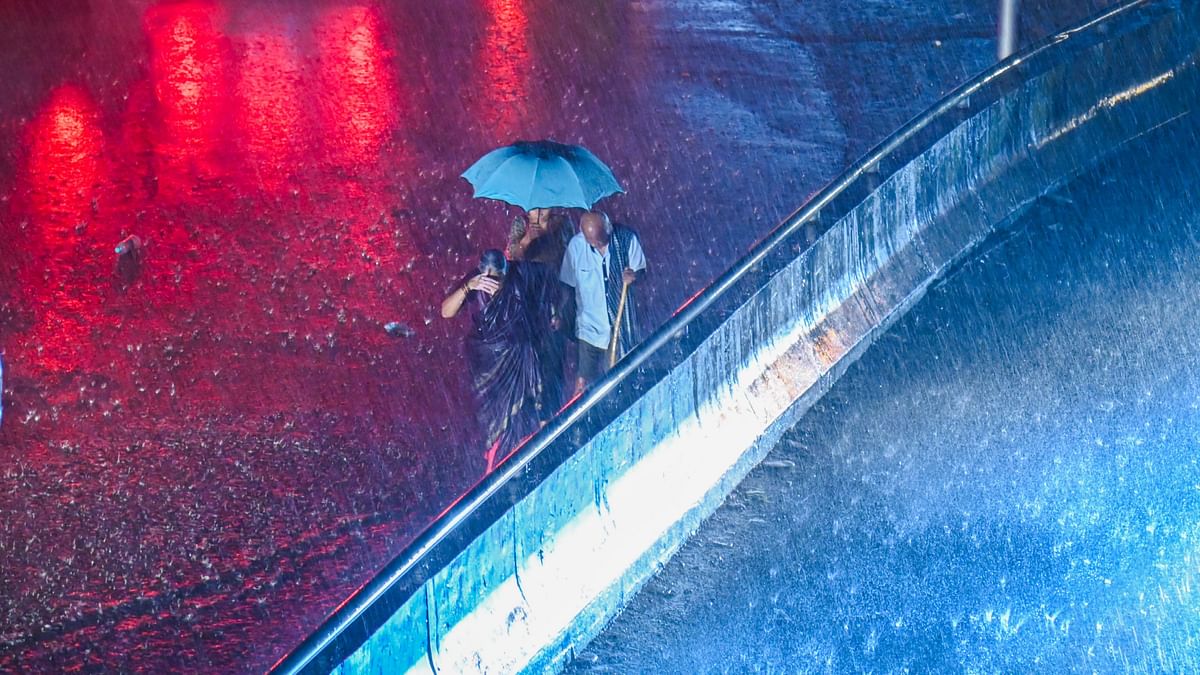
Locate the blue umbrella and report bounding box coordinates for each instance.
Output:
[461,140,624,211]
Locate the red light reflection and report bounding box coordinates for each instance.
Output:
[316,6,397,166]
[235,25,304,190]
[20,84,107,373]
[144,1,227,193]
[479,0,531,137]
[24,85,104,242]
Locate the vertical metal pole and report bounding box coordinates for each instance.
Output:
[998,0,1019,60]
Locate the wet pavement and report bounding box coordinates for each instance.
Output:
[569,110,1200,672]
[0,0,1108,671]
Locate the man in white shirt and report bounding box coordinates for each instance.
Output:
[560,211,647,395]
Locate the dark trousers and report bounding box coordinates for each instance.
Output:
[577,340,609,385]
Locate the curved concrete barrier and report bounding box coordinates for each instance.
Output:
[272,1,1200,672]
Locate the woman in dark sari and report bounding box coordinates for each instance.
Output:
[441,250,562,470]
[507,207,573,405]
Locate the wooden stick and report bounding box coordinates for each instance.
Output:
[608,279,631,368]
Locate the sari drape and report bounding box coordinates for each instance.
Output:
[463,261,563,460]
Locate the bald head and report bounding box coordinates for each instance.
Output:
[580,211,611,249]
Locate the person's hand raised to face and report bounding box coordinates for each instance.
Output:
[467,273,501,295]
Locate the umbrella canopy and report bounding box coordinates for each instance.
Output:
[461,140,624,211]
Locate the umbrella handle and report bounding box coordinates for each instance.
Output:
[607,279,631,368]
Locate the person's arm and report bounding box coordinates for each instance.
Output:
[510,235,538,261]
[441,274,498,318]
[441,281,472,319]
[507,217,533,260]
[559,240,578,288]
[555,243,579,329]
[622,233,648,285]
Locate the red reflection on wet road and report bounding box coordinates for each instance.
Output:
[480,0,532,137]
[145,1,227,194]
[316,6,397,166]
[19,84,106,374]
[235,23,304,190]
[24,85,103,240]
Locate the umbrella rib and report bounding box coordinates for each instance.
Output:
[570,163,589,208]
[527,156,542,211]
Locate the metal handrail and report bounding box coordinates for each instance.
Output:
[270,1,1168,671]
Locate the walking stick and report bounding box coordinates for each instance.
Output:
[607,279,631,368]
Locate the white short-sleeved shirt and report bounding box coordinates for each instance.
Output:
[560,231,647,349]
